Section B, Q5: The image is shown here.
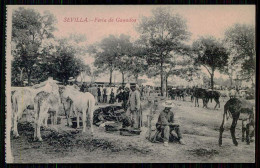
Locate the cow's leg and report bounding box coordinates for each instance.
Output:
[36,105,48,141]
[89,108,94,136]
[242,120,246,142]
[13,113,19,138]
[214,98,220,109]
[82,109,86,133]
[219,110,227,146]
[44,114,48,127]
[230,118,238,146]
[54,110,58,125]
[76,112,80,129]
[246,123,250,145]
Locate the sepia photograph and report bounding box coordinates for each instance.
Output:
[5,5,256,163]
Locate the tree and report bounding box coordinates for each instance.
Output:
[39,38,89,85]
[90,35,119,84]
[192,37,229,90]
[90,34,133,85]
[114,34,134,84]
[126,43,148,84]
[137,7,190,96]
[12,7,56,86]
[224,24,255,85]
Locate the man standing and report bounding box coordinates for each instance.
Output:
[122,84,130,111]
[97,87,101,103]
[127,84,141,129]
[156,100,185,146]
[103,86,107,103]
[107,86,111,104]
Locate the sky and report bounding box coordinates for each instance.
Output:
[8,5,255,85]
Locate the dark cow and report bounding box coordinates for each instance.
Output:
[193,88,208,108]
[185,88,194,102]
[204,90,221,109]
[219,98,254,146]
[176,89,186,101]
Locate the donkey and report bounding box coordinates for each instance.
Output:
[219,98,255,146]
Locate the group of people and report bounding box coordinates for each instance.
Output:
[121,84,185,146]
[75,82,185,147]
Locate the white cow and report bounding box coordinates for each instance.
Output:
[11,78,60,138]
[33,91,60,141]
[60,85,95,135]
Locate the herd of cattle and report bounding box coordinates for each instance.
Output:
[10,78,255,147]
[168,87,253,109]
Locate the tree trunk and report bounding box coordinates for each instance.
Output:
[210,72,214,90]
[230,76,233,87]
[122,72,125,85]
[160,62,164,96]
[165,75,168,97]
[109,69,113,85]
[27,70,31,86]
[19,68,24,84]
[135,74,138,83]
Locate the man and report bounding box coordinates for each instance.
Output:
[109,88,115,104]
[127,84,141,129]
[107,86,111,104]
[97,87,101,103]
[103,86,107,103]
[156,100,185,146]
[122,84,130,111]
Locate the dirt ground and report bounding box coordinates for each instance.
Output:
[11,97,255,163]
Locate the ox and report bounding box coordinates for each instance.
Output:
[11,78,60,138]
[193,88,207,108]
[204,90,221,109]
[59,85,95,135]
[33,91,61,141]
[219,98,254,146]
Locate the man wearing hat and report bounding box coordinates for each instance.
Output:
[127,84,141,129]
[156,100,185,146]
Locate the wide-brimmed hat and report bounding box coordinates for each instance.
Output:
[125,83,130,89]
[161,100,175,108]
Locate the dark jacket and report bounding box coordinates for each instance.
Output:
[156,110,175,126]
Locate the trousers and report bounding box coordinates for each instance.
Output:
[126,109,140,129]
[156,124,182,142]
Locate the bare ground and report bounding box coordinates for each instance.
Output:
[11,98,255,163]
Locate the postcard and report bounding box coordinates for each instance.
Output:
[5,5,255,163]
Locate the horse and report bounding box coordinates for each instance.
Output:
[219,98,255,146]
[193,88,207,108]
[59,85,95,135]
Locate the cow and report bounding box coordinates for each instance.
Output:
[185,88,194,102]
[193,88,208,108]
[59,85,95,135]
[33,91,61,141]
[60,96,74,126]
[204,90,221,109]
[176,89,186,101]
[219,98,255,146]
[11,78,60,138]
